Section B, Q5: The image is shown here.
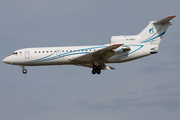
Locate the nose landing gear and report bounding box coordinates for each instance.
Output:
[22,66,27,74]
[92,65,102,75]
[22,69,27,74]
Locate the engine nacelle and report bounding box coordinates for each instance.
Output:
[150,47,158,54]
[110,35,138,45]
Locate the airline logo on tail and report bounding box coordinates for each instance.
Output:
[149,27,154,34]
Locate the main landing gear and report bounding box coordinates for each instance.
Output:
[92,65,102,75]
[22,66,27,74]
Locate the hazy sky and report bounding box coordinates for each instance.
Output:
[0,0,180,120]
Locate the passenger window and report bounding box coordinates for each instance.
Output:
[39,51,41,53]
[47,51,48,53]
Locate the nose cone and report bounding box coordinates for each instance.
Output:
[3,57,11,64]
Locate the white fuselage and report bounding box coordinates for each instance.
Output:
[3,43,151,66]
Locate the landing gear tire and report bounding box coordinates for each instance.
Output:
[92,65,102,75]
[97,66,102,70]
[92,70,96,74]
[93,66,97,70]
[96,70,101,74]
[22,69,27,74]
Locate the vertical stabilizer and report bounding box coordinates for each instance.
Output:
[137,15,176,44]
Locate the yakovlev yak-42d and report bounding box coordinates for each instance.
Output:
[3,16,176,74]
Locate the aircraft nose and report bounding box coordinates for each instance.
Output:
[3,57,11,64]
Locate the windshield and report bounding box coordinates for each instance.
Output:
[11,52,18,55]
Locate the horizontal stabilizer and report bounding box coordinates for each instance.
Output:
[153,15,176,25]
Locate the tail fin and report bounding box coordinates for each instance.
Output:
[138,15,176,43]
[109,16,176,48]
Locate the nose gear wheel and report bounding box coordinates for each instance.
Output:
[22,69,27,74]
[21,66,27,74]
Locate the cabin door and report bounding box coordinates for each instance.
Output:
[25,51,30,59]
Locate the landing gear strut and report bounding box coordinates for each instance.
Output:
[92,65,102,75]
[22,66,27,74]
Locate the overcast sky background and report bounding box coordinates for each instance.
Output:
[0,0,180,120]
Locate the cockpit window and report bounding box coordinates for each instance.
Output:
[11,52,18,55]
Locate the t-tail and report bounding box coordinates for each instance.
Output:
[110,15,176,54]
[138,15,176,54]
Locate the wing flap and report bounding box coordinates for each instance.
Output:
[76,63,115,70]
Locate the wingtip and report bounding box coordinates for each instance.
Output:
[112,44,123,46]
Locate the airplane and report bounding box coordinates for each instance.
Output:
[3,15,176,75]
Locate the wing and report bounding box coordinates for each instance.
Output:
[71,44,123,62]
[75,63,115,70]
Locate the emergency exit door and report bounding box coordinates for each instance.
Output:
[56,50,61,56]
